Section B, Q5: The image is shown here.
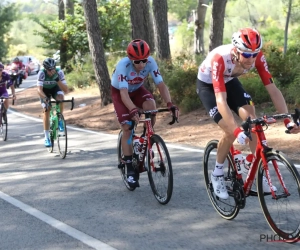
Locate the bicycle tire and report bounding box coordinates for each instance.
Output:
[117,131,136,191]
[0,111,7,141]
[57,114,67,159]
[257,150,300,242]
[203,140,240,220]
[146,134,173,205]
[47,121,55,153]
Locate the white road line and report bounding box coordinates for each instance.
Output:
[0,191,117,250]
[7,109,300,169]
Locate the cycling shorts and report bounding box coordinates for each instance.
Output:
[197,78,253,124]
[0,89,9,98]
[40,85,64,104]
[111,86,154,124]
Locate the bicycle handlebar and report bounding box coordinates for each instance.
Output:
[128,108,179,130]
[48,97,75,111]
[241,108,300,139]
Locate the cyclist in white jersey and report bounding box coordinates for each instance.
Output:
[111,39,179,188]
[196,28,299,199]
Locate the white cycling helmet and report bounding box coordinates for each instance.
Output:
[232,28,262,52]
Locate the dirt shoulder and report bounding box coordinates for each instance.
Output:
[11,87,300,162]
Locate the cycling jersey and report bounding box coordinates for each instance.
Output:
[37,68,67,89]
[197,44,273,93]
[111,56,164,92]
[0,71,13,97]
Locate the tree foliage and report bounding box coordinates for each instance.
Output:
[33,0,131,68]
[167,0,198,21]
[0,2,18,61]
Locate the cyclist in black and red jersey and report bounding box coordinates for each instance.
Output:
[197,27,299,199]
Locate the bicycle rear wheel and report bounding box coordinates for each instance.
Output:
[203,140,241,220]
[146,134,173,205]
[57,114,67,159]
[257,150,300,242]
[0,111,7,141]
[117,131,136,191]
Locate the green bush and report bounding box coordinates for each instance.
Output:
[158,54,202,113]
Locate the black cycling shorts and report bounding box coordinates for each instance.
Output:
[40,85,63,103]
[196,78,253,124]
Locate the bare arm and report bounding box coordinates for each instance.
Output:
[57,80,69,94]
[120,88,136,111]
[37,86,47,99]
[265,84,288,113]
[157,82,172,104]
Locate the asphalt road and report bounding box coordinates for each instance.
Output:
[0,75,299,250]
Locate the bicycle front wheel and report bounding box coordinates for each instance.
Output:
[0,112,7,141]
[203,140,240,220]
[257,150,300,242]
[146,134,173,205]
[57,114,67,159]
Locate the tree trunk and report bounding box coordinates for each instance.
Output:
[284,0,292,56]
[58,0,67,70]
[152,0,171,60]
[64,0,74,15]
[194,0,209,55]
[147,0,155,52]
[82,0,112,106]
[208,0,227,52]
[130,0,154,93]
[130,0,153,51]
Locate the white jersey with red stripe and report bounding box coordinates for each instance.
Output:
[197,44,273,93]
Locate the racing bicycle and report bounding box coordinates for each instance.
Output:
[0,96,14,141]
[46,98,74,159]
[203,110,300,242]
[117,108,178,205]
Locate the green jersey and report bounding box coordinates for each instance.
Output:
[37,68,67,89]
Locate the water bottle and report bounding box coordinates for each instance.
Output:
[244,154,255,174]
[138,136,145,152]
[133,136,140,155]
[233,149,245,174]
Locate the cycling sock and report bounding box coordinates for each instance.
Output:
[213,161,224,176]
[44,130,50,139]
[124,155,133,173]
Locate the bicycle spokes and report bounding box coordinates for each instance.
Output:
[257,152,300,241]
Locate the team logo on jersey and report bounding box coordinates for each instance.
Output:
[212,61,219,81]
[260,55,270,74]
[200,64,206,72]
[153,69,161,77]
[128,77,144,85]
[130,72,136,76]
[118,74,127,82]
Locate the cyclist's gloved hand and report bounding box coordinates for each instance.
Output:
[129,108,139,122]
[284,118,299,134]
[167,102,179,119]
[233,127,248,145]
[41,97,50,110]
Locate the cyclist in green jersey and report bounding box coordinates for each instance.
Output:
[37,58,69,147]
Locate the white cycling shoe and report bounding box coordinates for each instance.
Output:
[211,173,229,199]
[262,176,277,192]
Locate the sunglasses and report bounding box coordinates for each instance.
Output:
[240,51,259,58]
[133,59,148,64]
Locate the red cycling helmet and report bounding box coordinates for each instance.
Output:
[127,39,150,60]
[232,28,262,52]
